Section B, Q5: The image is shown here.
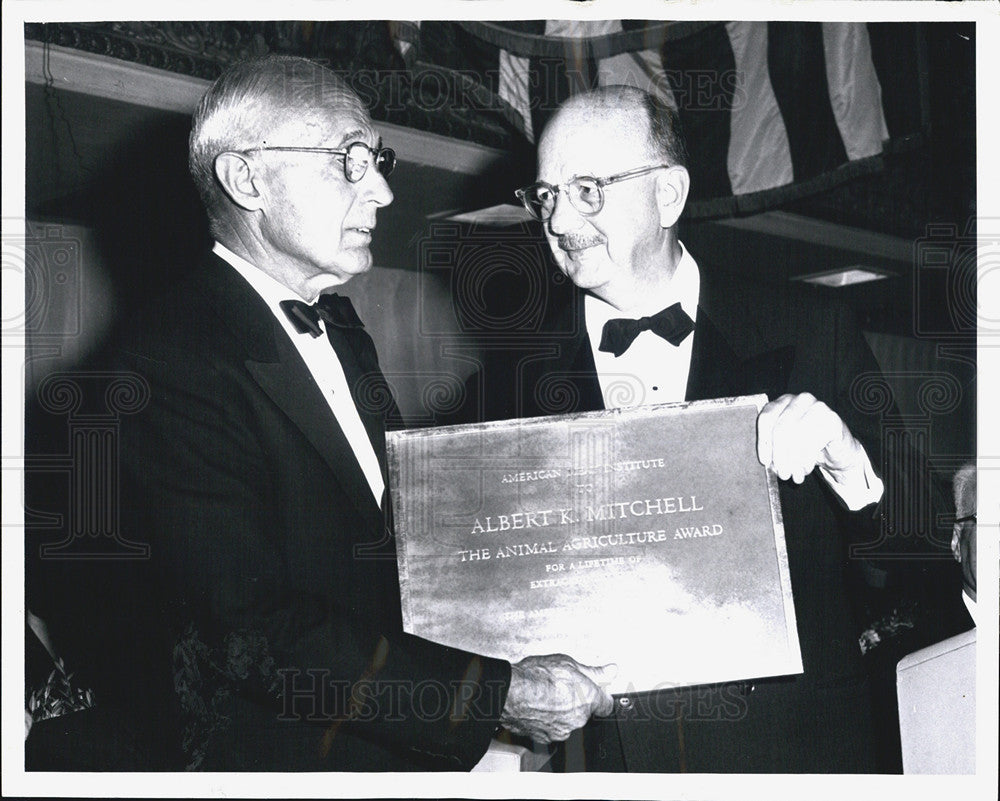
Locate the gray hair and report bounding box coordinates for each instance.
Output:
[188,55,358,224]
[953,461,976,519]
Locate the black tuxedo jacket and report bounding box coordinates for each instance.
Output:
[462,260,918,772]
[88,253,509,771]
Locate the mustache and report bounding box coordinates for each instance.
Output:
[557,233,605,252]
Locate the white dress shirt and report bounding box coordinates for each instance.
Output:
[584,242,882,510]
[585,242,700,408]
[213,242,385,505]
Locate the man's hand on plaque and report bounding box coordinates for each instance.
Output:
[757,393,883,511]
[499,654,616,744]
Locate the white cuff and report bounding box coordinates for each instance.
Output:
[817,444,884,511]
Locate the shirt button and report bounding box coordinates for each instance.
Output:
[618,696,632,708]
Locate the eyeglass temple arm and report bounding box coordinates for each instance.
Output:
[517,163,672,197]
[243,146,350,154]
[597,163,673,187]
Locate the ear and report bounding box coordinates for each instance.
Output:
[214,152,265,212]
[951,523,963,562]
[655,165,690,229]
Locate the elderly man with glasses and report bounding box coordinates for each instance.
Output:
[456,85,930,773]
[67,55,613,772]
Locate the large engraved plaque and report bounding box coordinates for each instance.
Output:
[387,395,802,693]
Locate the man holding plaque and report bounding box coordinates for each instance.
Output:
[469,85,911,772]
[52,56,614,771]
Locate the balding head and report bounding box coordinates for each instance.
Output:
[545,86,687,169]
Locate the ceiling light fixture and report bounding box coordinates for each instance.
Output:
[792,265,895,287]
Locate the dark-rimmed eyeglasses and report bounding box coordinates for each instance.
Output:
[515,164,671,222]
[242,141,396,183]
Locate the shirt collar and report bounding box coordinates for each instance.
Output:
[213,241,310,309]
[213,241,331,345]
[584,242,700,325]
[963,590,978,628]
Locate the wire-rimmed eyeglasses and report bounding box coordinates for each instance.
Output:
[515,164,671,222]
[242,141,396,183]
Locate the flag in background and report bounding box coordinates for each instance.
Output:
[406,20,923,219]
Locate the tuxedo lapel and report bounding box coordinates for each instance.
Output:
[687,269,796,403]
[199,254,384,529]
[516,291,604,417]
[245,343,384,530]
[559,294,605,413]
[687,307,796,403]
[554,289,782,411]
[555,274,796,408]
[685,309,743,401]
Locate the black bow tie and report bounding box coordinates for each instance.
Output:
[598,302,695,357]
[280,292,402,484]
[280,294,365,337]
